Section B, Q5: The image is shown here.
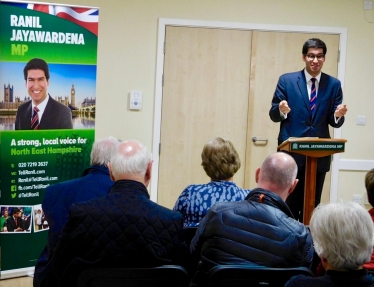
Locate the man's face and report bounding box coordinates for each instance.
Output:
[26,69,49,105]
[14,211,22,218]
[302,47,325,77]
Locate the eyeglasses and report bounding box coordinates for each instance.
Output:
[305,54,325,61]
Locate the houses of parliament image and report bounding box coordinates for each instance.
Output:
[1,83,95,111]
[0,83,96,130]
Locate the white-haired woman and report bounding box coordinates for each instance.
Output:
[285,201,374,287]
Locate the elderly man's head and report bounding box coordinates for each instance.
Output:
[310,201,374,271]
[108,140,153,186]
[256,152,298,201]
[90,136,120,167]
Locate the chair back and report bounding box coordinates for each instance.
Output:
[77,265,189,287]
[183,226,198,247]
[183,226,199,276]
[208,265,314,287]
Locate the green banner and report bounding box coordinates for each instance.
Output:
[0,129,94,272]
[0,3,98,64]
[0,1,99,277]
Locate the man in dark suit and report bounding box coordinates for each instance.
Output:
[269,38,348,222]
[33,136,119,287]
[37,140,187,287]
[6,207,24,232]
[15,58,73,130]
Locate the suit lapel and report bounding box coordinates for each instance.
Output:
[296,70,311,114]
[23,102,32,129]
[39,95,53,128]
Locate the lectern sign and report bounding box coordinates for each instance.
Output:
[291,142,345,151]
[278,137,347,226]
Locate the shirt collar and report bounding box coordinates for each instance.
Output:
[32,94,49,114]
[304,69,321,83]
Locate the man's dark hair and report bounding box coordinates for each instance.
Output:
[23,58,50,81]
[12,207,21,215]
[302,38,327,55]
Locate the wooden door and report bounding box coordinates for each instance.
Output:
[158,27,339,209]
[158,26,252,208]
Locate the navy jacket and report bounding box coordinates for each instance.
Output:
[191,188,314,272]
[269,70,344,172]
[42,180,188,287]
[285,269,374,287]
[33,165,113,287]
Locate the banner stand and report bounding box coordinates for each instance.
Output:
[0,0,99,279]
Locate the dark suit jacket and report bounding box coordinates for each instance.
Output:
[269,70,344,172]
[6,216,24,232]
[15,95,73,130]
[38,180,187,287]
[33,166,114,287]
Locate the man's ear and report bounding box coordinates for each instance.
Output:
[288,179,299,195]
[144,161,153,187]
[320,256,329,270]
[107,162,115,182]
[302,54,307,63]
[255,167,260,184]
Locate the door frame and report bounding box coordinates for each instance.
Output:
[151,18,347,204]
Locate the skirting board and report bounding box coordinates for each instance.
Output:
[0,267,34,280]
[339,159,374,171]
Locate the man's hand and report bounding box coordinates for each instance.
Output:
[335,104,347,118]
[279,100,291,114]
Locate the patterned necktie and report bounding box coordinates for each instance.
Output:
[31,106,40,130]
[310,78,317,116]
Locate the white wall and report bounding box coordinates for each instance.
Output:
[35,0,374,204]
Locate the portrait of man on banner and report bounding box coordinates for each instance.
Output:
[0,1,99,131]
[15,58,73,130]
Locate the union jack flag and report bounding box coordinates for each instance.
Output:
[3,2,99,36]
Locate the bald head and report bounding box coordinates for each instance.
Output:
[108,140,152,185]
[256,152,298,200]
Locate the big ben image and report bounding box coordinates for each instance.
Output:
[71,84,76,108]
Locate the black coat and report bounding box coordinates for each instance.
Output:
[191,188,314,272]
[41,180,188,287]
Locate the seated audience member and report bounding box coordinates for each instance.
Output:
[23,213,31,231]
[190,152,314,286]
[173,137,251,226]
[35,209,43,230]
[41,140,188,286]
[6,207,24,232]
[0,209,9,231]
[33,136,119,287]
[364,168,374,271]
[285,201,374,287]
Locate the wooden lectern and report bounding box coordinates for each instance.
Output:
[278,138,347,225]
